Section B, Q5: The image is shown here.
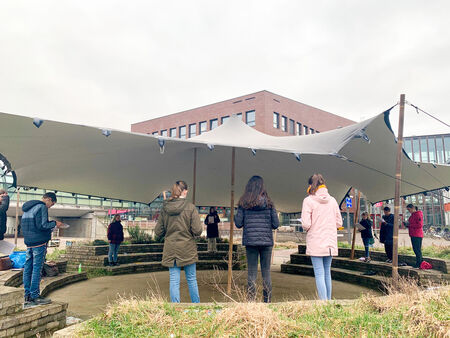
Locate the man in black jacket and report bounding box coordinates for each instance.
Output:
[380,206,394,263]
[21,192,62,308]
[0,189,9,240]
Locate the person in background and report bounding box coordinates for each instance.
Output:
[0,189,9,240]
[406,204,423,268]
[204,207,220,252]
[301,174,343,301]
[155,180,203,303]
[380,206,394,263]
[359,212,373,262]
[21,192,63,308]
[235,175,279,303]
[107,214,124,266]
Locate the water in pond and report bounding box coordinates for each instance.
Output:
[48,270,379,319]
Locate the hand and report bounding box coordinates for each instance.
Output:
[55,221,64,228]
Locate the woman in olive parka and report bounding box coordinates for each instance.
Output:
[155,181,203,303]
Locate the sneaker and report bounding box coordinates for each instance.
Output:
[31,296,52,306]
[386,259,392,263]
[108,262,114,267]
[114,262,120,266]
[23,297,35,309]
[365,257,371,263]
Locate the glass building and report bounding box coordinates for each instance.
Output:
[403,133,450,227]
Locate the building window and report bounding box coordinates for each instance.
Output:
[436,136,445,164]
[289,119,295,135]
[221,116,229,124]
[170,128,176,138]
[403,139,413,159]
[304,125,309,135]
[444,136,450,163]
[161,130,167,137]
[296,122,302,135]
[246,110,256,127]
[236,113,242,120]
[310,128,315,134]
[179,126,186,139]
[420,138,428,162]
[199,121,207,134]
[428,137,436,163]
[210,118,218,130]
[412,138,419,161]
[152,131,158,136]
[273,112,279,128]
[189,124,196,138]
[281,116,287,132]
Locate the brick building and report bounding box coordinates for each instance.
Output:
[131,90,354,137]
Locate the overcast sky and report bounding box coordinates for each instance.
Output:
[0,0,449,136]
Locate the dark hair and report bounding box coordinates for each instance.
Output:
[209,207,216,214]
[113,214,121,221]
[238,176,274,209]
[0,189,6,195]
[307,174,325,195]
[169,180,188,200]
[43,192,57,203]
[406,204,414,209]
[383,206,390,212]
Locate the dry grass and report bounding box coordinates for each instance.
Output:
[77,279,450,337]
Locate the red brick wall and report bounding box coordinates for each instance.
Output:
[130,90,354,137]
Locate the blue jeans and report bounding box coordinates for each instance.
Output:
[169,262,200,303]
[23,245,47,300]
[311,256,332,300]
[108,243,120,263]
[362,238,371,258]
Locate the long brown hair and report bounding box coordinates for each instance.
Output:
[238,176,274,209]
[307,174,325,195]
[169,180,188,200]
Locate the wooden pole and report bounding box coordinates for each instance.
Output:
[192,148,197,205]
[392,94,406,281]
[350,190,361,259]
[226,147,236,295]
[14,189,20,245]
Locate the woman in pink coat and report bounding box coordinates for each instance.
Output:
[301,174,343,300]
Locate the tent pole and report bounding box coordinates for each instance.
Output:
[192,148,197,204]
[14,188,20,245]
[392,94,406,281]
[227,147,236,295]
[350,190,361,259]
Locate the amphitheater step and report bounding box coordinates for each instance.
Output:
[281,263,386,291]
[40,272,88,297]
[297,245,449,273]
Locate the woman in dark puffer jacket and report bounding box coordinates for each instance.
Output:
[235,175,279,303]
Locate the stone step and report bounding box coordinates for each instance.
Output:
[280,263,386,291]
[297,245,449,273]
[40,272,88,297]
[0,286,23,316]
[289,254,420,278]
[66,243,240,256]
[0,301,67,337]
[69,260,241,276]
[97,251,238,266]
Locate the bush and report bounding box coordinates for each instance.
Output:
[128,226,154,244]
[92,239,109,246]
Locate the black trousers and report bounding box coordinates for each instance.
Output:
[246,246,272,303]
[384,243,393,260]
[411,237,423,268]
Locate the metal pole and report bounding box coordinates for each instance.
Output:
[227,147,236,295]
[14,189,20,245]
[350,190,361,259]
[392,94,406,281]
[192,148,197,205]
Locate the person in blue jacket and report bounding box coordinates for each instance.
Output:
[21,192,62,308]
[234,176,279,303]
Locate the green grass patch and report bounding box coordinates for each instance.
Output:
[76,286,450,337]
[46,248,66,261]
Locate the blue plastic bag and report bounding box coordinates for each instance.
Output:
[9,251,26,269]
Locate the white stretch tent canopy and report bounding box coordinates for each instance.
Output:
[0,111,449,212]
